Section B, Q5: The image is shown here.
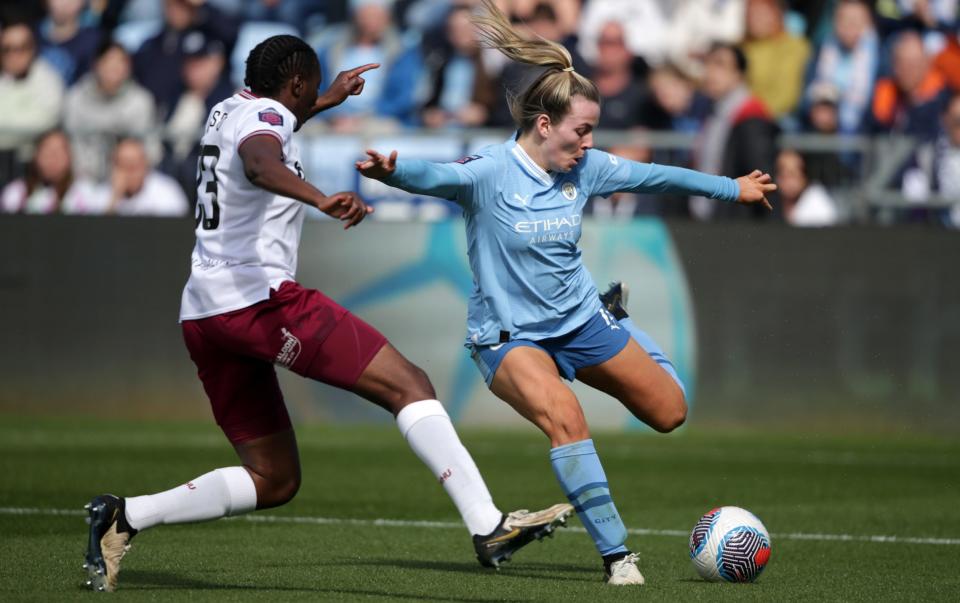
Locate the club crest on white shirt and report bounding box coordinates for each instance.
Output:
[561,182,578,201]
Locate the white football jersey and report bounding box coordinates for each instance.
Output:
[179,90,305,321]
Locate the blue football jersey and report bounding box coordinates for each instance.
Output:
[383,138,739,345]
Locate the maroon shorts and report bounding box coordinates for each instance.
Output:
[182,281,388,444]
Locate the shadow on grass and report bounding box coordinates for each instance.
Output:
[314,589,531,602]
[321,557,599,584]
[120,569,316,592]
[119,569,533,601]
[674,577,765,589]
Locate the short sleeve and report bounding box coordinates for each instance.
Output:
[235,102,294,151]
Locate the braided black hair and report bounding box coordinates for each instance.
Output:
[244,35,320,96]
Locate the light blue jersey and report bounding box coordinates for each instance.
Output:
[383,138,739,345]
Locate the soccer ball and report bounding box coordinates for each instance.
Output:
[689,506,772,583]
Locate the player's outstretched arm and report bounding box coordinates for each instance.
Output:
[240,135,372,229]
[311,63,379,117]
[600,154,776,211]
[356,149,462,199]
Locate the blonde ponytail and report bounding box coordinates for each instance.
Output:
[471,0,599,132]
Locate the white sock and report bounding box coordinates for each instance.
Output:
[124,466,258,531]
[396,400,502,536]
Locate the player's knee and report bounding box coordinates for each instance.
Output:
[393,363,437,407]
[269,472,301,507]
[254,468,301,508]
[540,392,589,445]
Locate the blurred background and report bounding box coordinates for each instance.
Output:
[0,0,957,434]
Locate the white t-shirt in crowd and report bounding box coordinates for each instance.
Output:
[788,183,840,227]
[112,171,189,217]
[179,91,305,321]
[1,178,106,214]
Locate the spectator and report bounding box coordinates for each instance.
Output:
[874,0,958,42]
[692,44,778,220]
[1,129,103,214]
[742,0,811,118]
[775,148,841,226]
[63,41,159,182]
[662,0,747,77]
[805,0,879,134]
[244,0,328,30]
[420,5,495,129]
[802,82,858,187]
[133,0,239,121]
[644,64,710,134]
[579,0,745,76]
[578,0,669,68]
[38,0,102,85]
[588,21,650,130]
[508,0,581,38]
[166,34,231,164]
[401,0,454,32]
[640,64,711,205]
[871,30,950,139]
[317,0,419,132]
[900,93,960,226]
[787,0,834,42]
[104,138,188,216]
[933,29,960,89]
[0,22,65,178]
[804,81,842,133]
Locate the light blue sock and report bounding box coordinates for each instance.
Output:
[550,439,628,556]
[619,317,686,396]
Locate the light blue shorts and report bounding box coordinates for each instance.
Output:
[469,308,630,385]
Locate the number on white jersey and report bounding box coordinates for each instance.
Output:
[196,145,221,230]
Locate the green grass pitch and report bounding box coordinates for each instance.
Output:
[2,417,958,601]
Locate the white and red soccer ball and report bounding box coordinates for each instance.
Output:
[689,506,772,582]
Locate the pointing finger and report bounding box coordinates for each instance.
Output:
[348,63,380,77]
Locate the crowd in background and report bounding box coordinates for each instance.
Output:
[1,0,959,226]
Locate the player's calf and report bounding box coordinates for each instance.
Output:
[233,429,301,509]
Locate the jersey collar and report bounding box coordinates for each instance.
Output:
[510,141,554,187]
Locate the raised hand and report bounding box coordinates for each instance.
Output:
[355,149,398,180]
[318,191,374,229]
[735,170,777,211]
[314,63,380,112]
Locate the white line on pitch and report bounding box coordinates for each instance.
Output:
[2,507,958,546]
